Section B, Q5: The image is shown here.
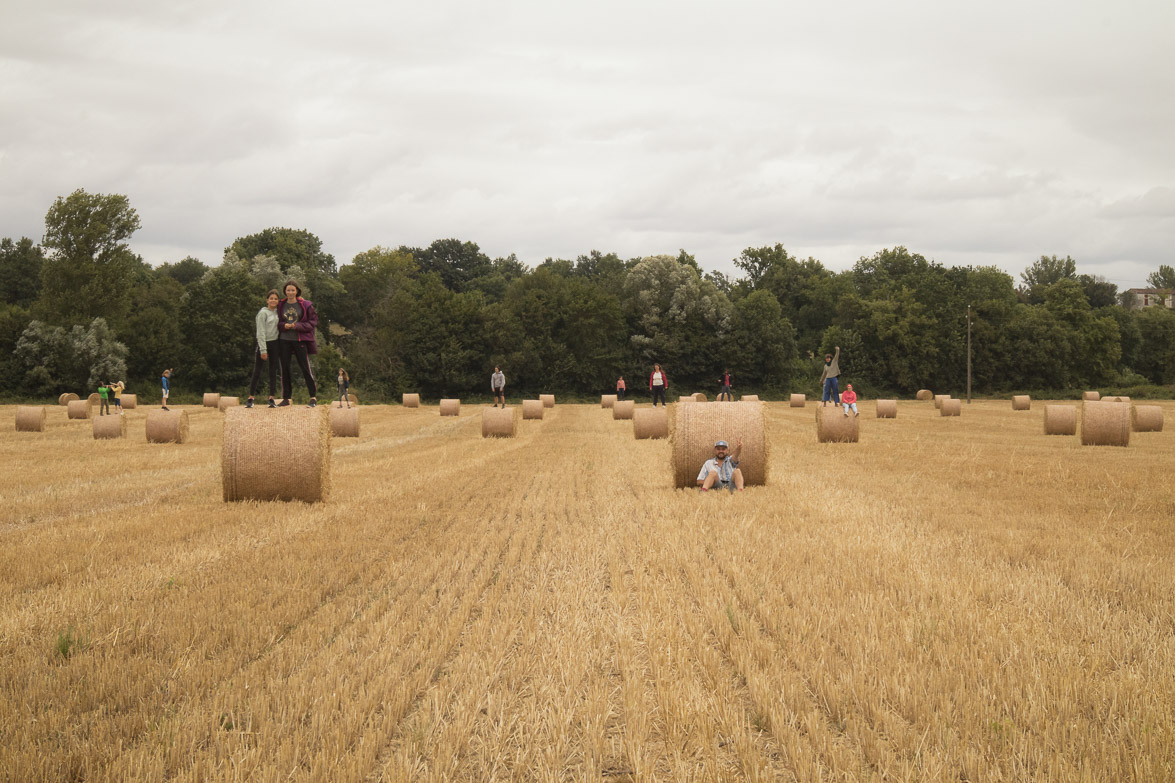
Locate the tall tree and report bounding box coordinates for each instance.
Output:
[0,237,45,308]
[1020,254,1077,303]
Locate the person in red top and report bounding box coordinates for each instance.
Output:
[841,383,859,416]
[648,364,668,407]
[617,376,626,401]
[718,369,733,401]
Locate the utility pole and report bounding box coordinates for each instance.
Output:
[967,304,972,404]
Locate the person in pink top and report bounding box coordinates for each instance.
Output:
[841,383,859,416]
[617,376,626,401]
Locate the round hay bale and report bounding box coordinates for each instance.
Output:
[875,400,897,418]
[678,396,695,403]
[332,393,359,407]
[671,401,766,489]
[934,394,950,410]
[93,415,127,440]
[121,393,137,409]
[916,389,933,401]
[482,406,517,438]
[16,406,46,432]
[1103,396,1131,403]
[612,400,635,420]
[218,396,239,411]
[330,406,360,437]
[816,406,860,443]
[146,409,189,443]
[222,406,330,502]
[693,392,707,402]
[88,393,100,404]
[203,393,221,408]
[539,394,555,408]
[601,394,617,408]
[1012,395,1031,411]
[522,400,545,420]
[1082,391,1100,402]
[633,407,669,439]
[940,398,961,417]
[789,394,806,408]
[1043,405,1077,436]
[402,393,420,407]
[741,394,759,402]
[67,400,91,420]
[58,392,79,406]
[1132,405,1164,433]
[439,398,460,416]
[1081,401,1130,447]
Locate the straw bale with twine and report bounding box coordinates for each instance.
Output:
[633,407,669,439]
[16,406,46,432]
[816,406,859,443]
[916,389,933,401]
[671,401,767,488]
[222,406,330,502]
[482,406,517,438]
[1081,401,1130,447]
[1132,405,1164,433]
[93,415,127,440]
[940,398,961,416]
[1043,405,1076,436]
[121,393,137,409]
[218,396,239,411]
[146,409,189,443]
[522,400,545,420]
[1082,391,1100,402]
[875,400,897,418]
[612,400,635,420]
[58,392,79,406]
[1012,395,1031,411]
[601,394,617,408]
[203,393,220,408]
[540,394,555,408]
[67,400,90,419]
[402,393,420,407]
[439,399,460,416]
[741,395,759,401]
[789,394,806,407]
[330,406,360,437]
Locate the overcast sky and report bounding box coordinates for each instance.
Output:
[1,0,1172,290]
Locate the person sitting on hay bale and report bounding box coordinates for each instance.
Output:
[697,439,744,493]
[841,384,859,417]
[819,346,841,406]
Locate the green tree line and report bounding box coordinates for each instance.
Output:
[3,189,1174,401]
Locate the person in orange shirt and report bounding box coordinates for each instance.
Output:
[616,376,626,401]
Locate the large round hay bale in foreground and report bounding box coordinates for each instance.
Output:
[1081,401,1130,447]
[816,406,859,443]
[58,392,79,406]
[146,409,189,443]
[402,393,420,407]
[1012,395,1031,411]
[875,400,897,418]
[612,400,635,420]
[1082,391,1100,402]
[482,407,517,438]
[330,406,359,437]
[1132,405,1164,433]
[934,394,950,410]
[16,406,46,432]
[203,393,220,408]
[789,394,806,408]
[633,407,669,439]
[601,394,617,408]
[692,392,707,402]
[539,394,555,408]
[93,415,127,440]
[522,400,545,420]
[1043,405,1077,436]
[916,389,933,401]
[121,393,137,409]
[222,407,330,502]
[439,399,460,416]
[671,401,766,488]
[940,398,961,417]
[741,395,759,402]
[67,400,90,419]
[218,396,239,411]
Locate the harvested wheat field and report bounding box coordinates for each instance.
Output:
[1,400,1173,782]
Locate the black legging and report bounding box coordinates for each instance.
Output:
[651,386,666,406]
[278,340,317,400]
[249,340,280,397]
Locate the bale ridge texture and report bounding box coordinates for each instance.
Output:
[816,406,860,443]
[93,415,127,440]
[1043,405,1077,436]
[612,400,635,420]
[58,393,79,406]
[482,407,517,438]
[1012,395,1031,411]
[875,400,897,418]
[522,400,545,420]
[934,394,950,410]
[741,395,759,402]
[678,396,695,403]
[222,406,330,502]
[789,394,806,407]
[940,398,961,417]
[16,406,46,432]
[540,394,555,408]
[330,406,360,437]
[402,393,420,407]
[1081,401,1130,447]
[693,392,707,402]
[67,400,90,419]
[916,389,933,401]
[203,393,220,408]
[1132,405,1164,433]
[633,407,669,440]
[1082,391,1100,402]
[601,394,617,408]
[146,409,189,443]
[121,393,137,409]
[671,401,767,488]
[439,399,461,416]
[218,396,239,411]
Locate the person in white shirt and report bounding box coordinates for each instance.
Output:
[697,439,744,492]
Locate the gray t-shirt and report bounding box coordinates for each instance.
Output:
[491,371,505,390]
[279,300,302,341]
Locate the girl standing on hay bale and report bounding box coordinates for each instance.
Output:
[110,381,125,415]
[491,366,506,407]
[841,383,859,417]
[697,439,744,493]
[337,369,351,408]
[649,364,668,407]
[160,368,171,411]
[277,280,319,408]
[617,376,626,401]
[819,346,841,406]
[246,289,281,409]
[718,369,733,401]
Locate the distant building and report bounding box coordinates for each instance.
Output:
[1123,288,1174,309]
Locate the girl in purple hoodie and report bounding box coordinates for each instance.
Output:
[277,279,319,407]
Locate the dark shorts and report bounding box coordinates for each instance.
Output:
[493,386,504,394]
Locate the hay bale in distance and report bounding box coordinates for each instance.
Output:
[633,407,669,439]
[146,409,189,443]
[940,398,961,416]
[67,400,90,420]
[601,394,617,408]
[789,394,806,408]
[58,392,79,406]
[203,393,221,408]
[121,393,137,409]
[482,407,517,438]
[875,400,897,418]
[540,394,555,408]
[439,399,460,416]
[1012,395,1031,411]
[916,389,933,401]
[1132,405,1164,433]
[678,396,695,403]
[934,394,950,410]
[1102,396,1131,403]
[522,400,545,420]
[1043,405,1077,436]
[218,396,239,411]
[1082,391,1100,402]
[816,406,860,443]
[93,415,127,440]
[693,392,707,402]
[671,401,766,489]
[330,406,360,437]
[741,394,759,402]
[1081,401,1130,447]
[88,393,100,404]
[222,407,330,501]
[402,393,420,407]
[16,406,46,432]
[612,400,635,420]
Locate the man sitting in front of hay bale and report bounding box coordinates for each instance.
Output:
[697,439,744,493]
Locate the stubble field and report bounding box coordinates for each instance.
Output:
[1,399,1173,782]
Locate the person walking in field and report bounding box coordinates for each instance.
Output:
[617,376,626,401]
[491,366,506,407]
[718,369,733,401]
[97,382,110,416]
[110,380,125,415]
[819,346,841,406]
[246,289,281,409]
[841,383,859,417]
[649,363,668,407]
[697,439,744,493]
[161,368,171,411]
[337,369,351,408]
[277,280,319,408]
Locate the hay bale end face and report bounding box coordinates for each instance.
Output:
[93,415,127,440]
[693,392,707,402]
[121,393,137,409]
[88,393,100,404]
[482,407,517,438]
[816,406,860,443]
[1081,401,1130,447]
[439,399,461,416]
[671,401,766,489]
[539,394,555,408]
[940,398,961,416]
[633,407,669,439]
[789,394,806,407]
[1043,405,1077,436]
[58,392,79,406]
[934,394,950,410]
[875,400,897,418]
[740,394,759,402]
[203,393,221,408]
[402,393,420,407]
[1012,395,1031,411]
[612,400,635,420]
[330,406,360,437]
[218,396,239,411]
[222,407,330,502]
[1132,405,1164,433]
[146,409,189,443]
[1082,391,1100,402]
[67,400,91,419]
[601,394,617,408]
[16,406,46,432]
[522,400,545,420]
[916,389,933,401]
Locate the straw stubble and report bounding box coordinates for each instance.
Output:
[671,401,766,488]
[221,406,331,502]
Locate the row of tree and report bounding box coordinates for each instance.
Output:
[2,189,1174,401]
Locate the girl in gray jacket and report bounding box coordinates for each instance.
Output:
[246,289,281,409]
